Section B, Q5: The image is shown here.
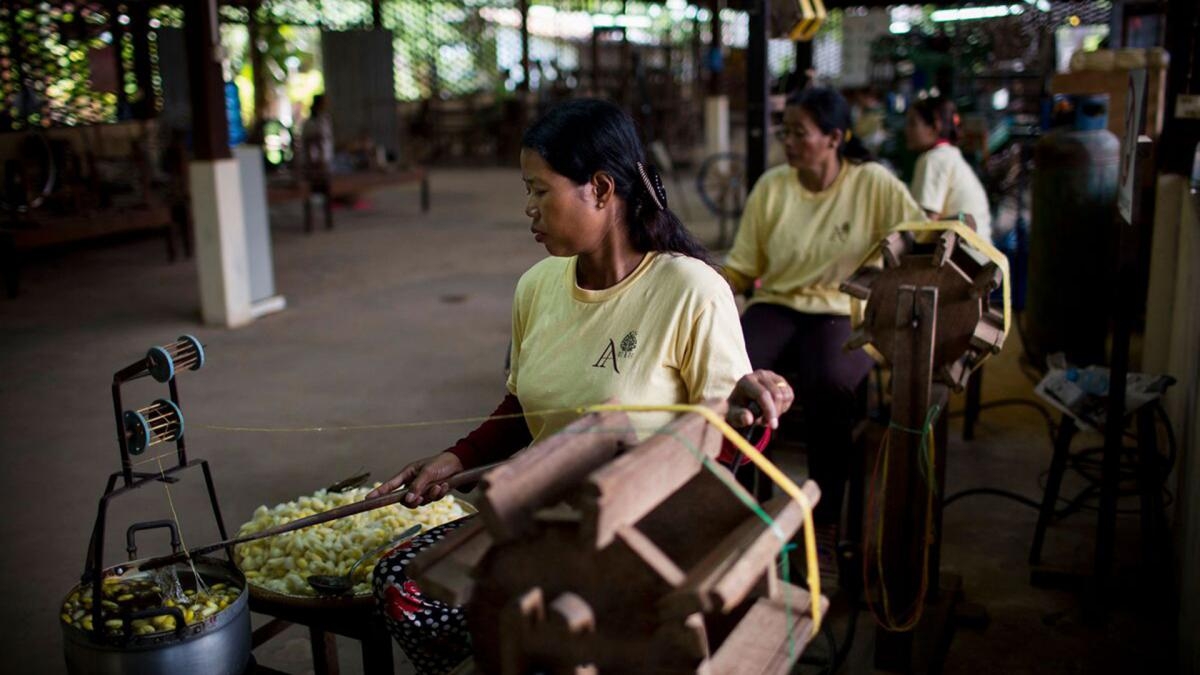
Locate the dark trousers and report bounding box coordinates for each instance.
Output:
[740,303,873,524]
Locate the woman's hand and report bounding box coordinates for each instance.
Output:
[727,370,795,430]
[365,452,464,506]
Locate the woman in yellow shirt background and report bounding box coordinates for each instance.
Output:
[906,96,992,242]
[723,87,926,528]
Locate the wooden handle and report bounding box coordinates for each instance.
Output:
[133,461,502,573]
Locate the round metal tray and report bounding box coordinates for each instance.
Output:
[237,497,477,610]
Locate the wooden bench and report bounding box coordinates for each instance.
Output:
[268,167,430,234]
[1,203,176,297]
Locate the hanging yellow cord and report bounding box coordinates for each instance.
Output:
[582,403,822,635]
[864,409,939,632]
[154,455,208,593]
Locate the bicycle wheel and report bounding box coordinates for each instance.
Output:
[696,152,746,220]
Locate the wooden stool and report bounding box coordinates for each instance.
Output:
[248,595,394,675]
[1028,402,1170,587]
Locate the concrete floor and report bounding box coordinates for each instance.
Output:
[0,169,1174,673]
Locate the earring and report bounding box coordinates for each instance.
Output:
[597,201,606,209]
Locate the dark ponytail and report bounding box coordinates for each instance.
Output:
[910,96,960,145]
[787,87,874,164]
[521,99,711,263]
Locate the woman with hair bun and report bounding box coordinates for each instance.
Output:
[906,96,992,242]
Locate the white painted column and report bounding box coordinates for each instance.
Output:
[704,95,730,160]
[190,158,253,328]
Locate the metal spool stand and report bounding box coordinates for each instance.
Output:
[81,336,231,634]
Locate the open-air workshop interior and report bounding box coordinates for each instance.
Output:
[1,0,1198,673]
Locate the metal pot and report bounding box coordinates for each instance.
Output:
[61,556,250,675]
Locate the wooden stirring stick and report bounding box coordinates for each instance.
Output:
[126,462,502,574]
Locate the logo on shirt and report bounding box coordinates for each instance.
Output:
[832,221,851,243]
[593,331,638,374]
[619,331,638,358]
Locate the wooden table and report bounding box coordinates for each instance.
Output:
[268,168,430,234]
[249,594,394,675]
[1,203,176,297]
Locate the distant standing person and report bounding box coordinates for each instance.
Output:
[905,96,992,242]
[301,94,334,173]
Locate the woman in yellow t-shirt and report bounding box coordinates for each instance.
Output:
[906,96,992,242]
[723,87,926,526]
[366,99,793,675]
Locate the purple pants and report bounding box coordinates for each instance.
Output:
[741,303,874,523]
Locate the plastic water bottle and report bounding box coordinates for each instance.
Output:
[1066,366,1110,396]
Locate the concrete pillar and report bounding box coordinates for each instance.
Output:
[190,160,253,328]
[184,0,263,328]
[704,95,730,160]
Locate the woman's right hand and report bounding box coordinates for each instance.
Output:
[365,452,464,506]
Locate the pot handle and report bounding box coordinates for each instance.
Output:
[122,606,189,641]
[126,520,181,560]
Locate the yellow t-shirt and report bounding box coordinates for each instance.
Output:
[910,144,992,244]
[507,252,752,442]
[724,161,926,316]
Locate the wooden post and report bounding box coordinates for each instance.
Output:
[707,0,722,96]
[183,0,258,328]
[182,0,231,160]
[129,2,155,119]
[518,0,531,91]
[5,6,28,127]
[793,39,812,92]
[108,0,129,119]
[874,285,938,671]
[371,0,383,29]
[1096,137,1155,592]
[745,0,769,187]
[591,28,600,94]
[309,626,339,675]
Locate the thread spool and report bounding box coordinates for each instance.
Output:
[123,399,185,456]
[147,335,205,383]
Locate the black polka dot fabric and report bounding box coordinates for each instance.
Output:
[373,515,475,675]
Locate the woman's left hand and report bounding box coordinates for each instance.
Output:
[727,370,794,430]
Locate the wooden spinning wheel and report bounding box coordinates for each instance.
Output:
[838,223,1009,672]
[841,226,1008,390]
[410,404,827,675]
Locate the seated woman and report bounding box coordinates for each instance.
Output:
[722,87,926,533]
[366,98,794,675]
[905,96,992,242]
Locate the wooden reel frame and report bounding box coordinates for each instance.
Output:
[410,403,826,675]
[841,228,1007,391]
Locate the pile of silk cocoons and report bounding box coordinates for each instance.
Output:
[235,486,470,597]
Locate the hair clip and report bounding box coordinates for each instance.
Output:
[636,161,666,211]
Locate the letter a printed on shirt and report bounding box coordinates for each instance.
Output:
[593,339,620,373]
